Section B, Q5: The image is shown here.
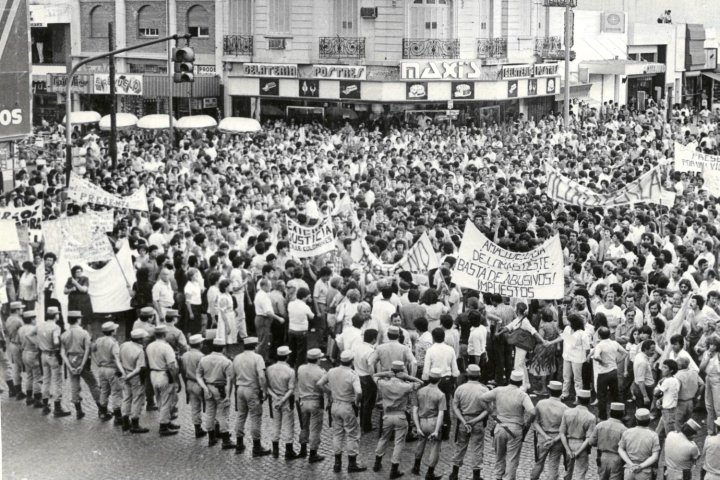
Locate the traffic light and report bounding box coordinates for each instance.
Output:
[173,46,195,83]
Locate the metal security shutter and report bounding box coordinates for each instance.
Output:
[188,5,208,27]
[138,5,158,30]
[686,24,706,70]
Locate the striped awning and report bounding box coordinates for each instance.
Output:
[143,75,220,98]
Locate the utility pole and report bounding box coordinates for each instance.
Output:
[563,3,572,127]
[167,0,174,147]
[108,22,118,169]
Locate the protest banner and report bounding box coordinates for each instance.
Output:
[287,216,336,258]
[43,212,115,259]
[61,228,114,264]
[545,164,663,208]
[0,220,20,251]
[5,225,31,262]
[452,221,564,299]
[0,201,43,242]
[674,142,720,173]
[67,172,148,211]
[360,232,440,276]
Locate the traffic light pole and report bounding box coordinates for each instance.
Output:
[563,3,571,127]
[64,33,191,185]
[108,22,117,170]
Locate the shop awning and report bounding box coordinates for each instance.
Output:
[554,83,592,101]
[702,72,720,83]
[579,59,665,76]
[143,75,221,98]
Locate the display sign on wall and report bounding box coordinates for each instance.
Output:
[93,74,143,96]
[308,65,366,80]
[0,0,31,140]
[402,60,502,81]
[528,78,538,96]
[46,74,93,94]
[259,78,279,96]
[508,80,518,98]
[299,79,319,97]
[339,81,361,99]
[547,77,557,94]
[451,81,474,99]
[242,63,297,78]
[406,82,428,100]
[502,63,560,79]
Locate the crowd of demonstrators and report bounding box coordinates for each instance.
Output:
[4,99,720,479]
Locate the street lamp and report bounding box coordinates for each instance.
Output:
[543,0,575,126]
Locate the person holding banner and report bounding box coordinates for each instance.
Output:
[64,266,92,325]
[502,303,549,392]
[18,262,37,311]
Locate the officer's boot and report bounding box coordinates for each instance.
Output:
[448,466,460,480]
[194,424,207,438]
[42,398,51,415]
[25,390,33,405]
[121,415,131,432]
[159,423,178,437]
[333,454,343,473]
[252,439,271,457]
[412,458,422,475]
[390,463,405,479]
[347,455,367,473]
[214,422,220,437]
[167,421,180,430]
[472,468,482,480]
[298,443,308,458]
[285,443,301,460]
[15,388,26,400]
[7,380,15,398]
[373,455,383,472]
[208,430,218,446]
[405,412,418,442]
[98,405,113,421]
[221,432,236,450]
[113,408,123,426]
[33,393,43,408]
[53,401,71,418]
[272,441,280,458]
[235,435,245,454]
[74,402,85,419]
[130,418,149,434]
[308,449,325,463]
[426,466,443,480]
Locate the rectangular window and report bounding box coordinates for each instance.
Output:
[189,26,210,38]
[269,0,290,34]
[228,0,253,34]
[335,0,358,35]
[139,27,159,37]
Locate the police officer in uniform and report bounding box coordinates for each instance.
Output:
[297,348,326,463]
[372,359,424,478]
[17,311,42,407]
[589,402,627,480]
[530,381,568,480]
[133,306,157,411]
[146,324,181,436]
[163,310,187,422]
[480,370,536,480]
[94,321,126,423]
[37,306,71,417]
[318,350,367,474]
[267,345,301,460]
[448,364,489,480]
[60,310,101,419]
[559,389,596,480]
[664,419,701,480]
[5,301,25,399]
[196,337,235,449]
[703,418,720,480]
[181,333,206,438]
[233,336,272,456]
[618,408,661,480]
[412,367,447,480]
[119,329,150,434]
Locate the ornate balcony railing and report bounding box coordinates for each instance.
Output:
[534,36,563,58]
[402,38,459,59]
[223,35,253,56]
[543,0,577,6]
[477,37,508,59]
[319,37,366,58]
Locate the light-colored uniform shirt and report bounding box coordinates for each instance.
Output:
[416,383,446,418]
[180,348,203,381]
[60,325,91,355]
[146,339,177,371]
[589,418,627,453]
[197,352,233,384]
[119,341,146,372]
[296,363,325,401]
[453,380,489,416]
[318,365,361,403]
[232,350,266,388]
[376,376,420,412]
[534,397,568,434]
[94,336,120,368]
[618,427,660,467]
[480,384,535,428]
[266,361,295,397]
[664,431,700,473]
[560,405,596,441]
[372,341,416,373]
[36,322,61,352]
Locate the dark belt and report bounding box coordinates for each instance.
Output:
[289,330,307,335]
[677,398,694,402]
[150,369,168,372]
[463,412,482,417]
[600,450,620,455]
[40,350,59,353]
[567,437,585,440]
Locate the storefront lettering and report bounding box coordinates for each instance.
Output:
[402,61,501,80]
[242,63,298,78]
[93,74,143,96]
[502,63,560,79]
[311,65,366,79]
[47,74,92,93]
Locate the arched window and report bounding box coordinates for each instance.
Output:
[408,0,453,39]
[268,0,289,34]
[188,5,210,38]
[137,5,159,37]
[89,5,112,38]
[334,0,358,36]
[228,0,253,34]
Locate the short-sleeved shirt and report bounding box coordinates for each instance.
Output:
[657,376,680,409]
[675,369,704,401]
[60,325,91,354]
[297,363,325,400]
[534,397,568,434]
[197,352,233,384]
[589,418,627,453]
[703,434,720,475]
[232,351,266,388]
[6,315,23,343]
[372,341,415,373]
[180,348,203,381]
[352,341,375,376]
[146,339,177,371]
[165,325,188,354]
[376,376,420,412]
[634,353,655,387]
[93,336,120,368]
[416,384,446,418]
[18,325,38,352]
[560,405,596,440]
[593,339,623,374]
[288,299,313,332]
[619,427,661,465]
[422,343,459,380]
[664,431,700,471]
[254,290,275,317]
[480,384,535,428]
[36,322,61,352]
[319,365,361,403]
[453,381,489,417]
[266,362,295,397]
[119,341,146,372]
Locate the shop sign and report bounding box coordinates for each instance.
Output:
[46,74,93,93]
[406,82,428,100]
[32,78,47,93]
[203,97,218,108]
[643,63,666,74]
[367,66,400,81]
[528,78,538,96]
[401,60,502,81]
[451,81,474,99]
[547,77,557,94]
[29,4,70,27]
[242,63,297,78]
[502,63,560,79]
[508,80,518,98]
[259,78,279,96]
[299,79,319,98]
[194,65,216,76]
[704,49,717,71]
[93,74,143,96]
[307,65,366,80]
[339,81,361,99]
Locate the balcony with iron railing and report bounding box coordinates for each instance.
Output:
[477,37,508,60]
[319,36,366,58]
[543,0,577,6]
[534,36,563,59]
[223,35,254,56]
[402,38,460,59]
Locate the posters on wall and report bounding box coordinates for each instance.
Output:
[287,216,336,258]
[452,221,564,299]
[67,172,148,211]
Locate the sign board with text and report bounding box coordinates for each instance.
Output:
[0,0,31,140]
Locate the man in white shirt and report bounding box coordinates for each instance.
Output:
[655,359,681,444]
[254,279,285,362]
[594,290,624,333]
[667,335,699,372]
[422,327,459,440]
[337,315,364,354]
[152,268,175,319]
[371,288,398,342]
[287,287,314,367]
[592,327,626,420]
[466,311,487,367]
[352,328,378,433]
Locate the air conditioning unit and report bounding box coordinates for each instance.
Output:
[268,38,286,49]
[360,7,378,19]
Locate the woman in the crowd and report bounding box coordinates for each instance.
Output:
[64,265,92,322]
[18,261,37,310]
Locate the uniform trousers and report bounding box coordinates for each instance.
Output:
[416,416,442,467]
[236,386,263,439]
[151,371,176,424]
[451,420,484,469]
[205,384,230,432]
[332,401,360,456]
[7,342,23,387]
[598,451,624,480]
[298,398,323,450]
[69,362,100,404]
[41,352,63,401]
[375,412,408,464]
[0,348,11,392]
[21,350,41,393]
[98,366,122,410]
[121,375,145,419]
[186,379,203,425]
[271,399,296,443]
[623,466,653,480]
[530,435,563,480]
[493,422,524,480]
[564,438,589,480]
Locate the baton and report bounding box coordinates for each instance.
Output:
[454,419,461,443]
[268,396,274,419]
[326,404,332,427]
[202,394,206,413]
[296,400,304,429]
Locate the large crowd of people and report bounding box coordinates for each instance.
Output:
[3,99,720,479]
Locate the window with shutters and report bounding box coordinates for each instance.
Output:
[228,0,253,35]
[138,5,159,37]
[268,0,290,34]
[334,0,358,36]
[408,0,452,39]
[89,5,112,38]
[187,5,210,38]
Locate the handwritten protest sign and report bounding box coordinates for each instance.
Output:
[452,221,564,299]
[0,202,43,242]
[287,216,336,258]
[61,228,114,264]
[674,142,720,173]
[545,164,663,208]
[43,211,114,257]
[360,232,440,276]
[67,172,148,211]
[0,220,20,251]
